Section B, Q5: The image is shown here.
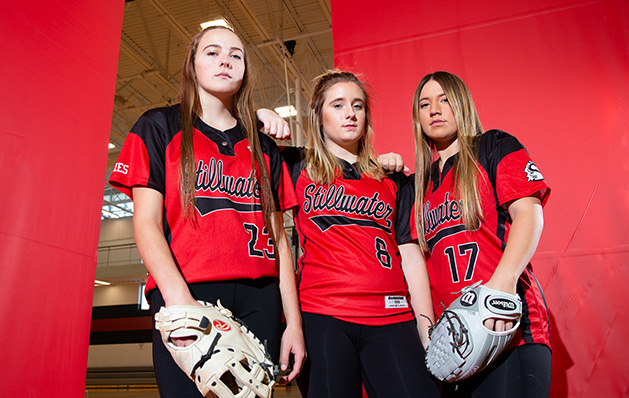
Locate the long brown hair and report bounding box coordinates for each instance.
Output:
[305,70,384,184]
[179,25,277,241]
[412,71,485,250]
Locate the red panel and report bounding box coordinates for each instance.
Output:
[331,0,629,396]
[0,0,124,396]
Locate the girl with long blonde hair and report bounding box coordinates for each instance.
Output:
[281,70,439,397]
[383,70,552,397]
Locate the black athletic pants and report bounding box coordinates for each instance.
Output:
[441,343,552,398]
[149,278,282,398]
[298,312,440,398]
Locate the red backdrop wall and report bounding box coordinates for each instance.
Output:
[0,1,124,396]
[331,0,629,396]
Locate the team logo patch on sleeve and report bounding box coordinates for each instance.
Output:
[385,296,409,309]
[113,162,129,175]
[524,161,544,181]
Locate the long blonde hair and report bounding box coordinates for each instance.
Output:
[305,70,384,184]
[412,71,485,250]
[179,25,277,241]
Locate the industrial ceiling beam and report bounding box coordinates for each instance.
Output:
[119,37,179,94]
[232,0,312,95]
[145,0,194,43]
[318,0,332,26]
[281,0,330,74]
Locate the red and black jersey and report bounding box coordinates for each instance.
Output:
[282,147,415,326]
[109,105,298,292]
[410,130,551,348]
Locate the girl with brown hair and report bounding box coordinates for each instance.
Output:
[109,25,304,397]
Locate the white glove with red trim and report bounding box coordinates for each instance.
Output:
[155,300,277,397]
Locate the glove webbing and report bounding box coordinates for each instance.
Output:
[190,315,276,383]
[190,331,222,379]
[442,309,471,359]
[251,336,276,382]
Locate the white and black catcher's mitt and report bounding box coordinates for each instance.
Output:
[154,301,277,398]
[425,282,522,382]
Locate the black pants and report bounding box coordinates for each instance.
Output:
[150,278,282,398]
[441,343,552,398]
[298,312,440,398]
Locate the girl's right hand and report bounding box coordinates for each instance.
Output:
[163,293,203,347]
[256,108,291,140]
[377,152,410,173]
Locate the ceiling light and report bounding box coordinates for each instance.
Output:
[200,18,229,30]
[102,209,120,219]
[108,143,115,149]
[95,279,110,286]
[274,105,297,118]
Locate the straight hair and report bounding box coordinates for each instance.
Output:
[305,70,384,184]
[179,24,277,241]
[412,71,485,250]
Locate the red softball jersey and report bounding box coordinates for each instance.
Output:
[109,105,298,292]
[282,147,416,326]
[411,130,551,348]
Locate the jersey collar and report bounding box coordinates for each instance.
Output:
[431,153,457,189]
[194,118,245,156]
[338,157,362,180]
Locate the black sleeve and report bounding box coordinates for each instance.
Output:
[389,172,414,245]
[477,129,526,188]
[279,146,305,187]
[129,106,181,195]
[258,133,286,211]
